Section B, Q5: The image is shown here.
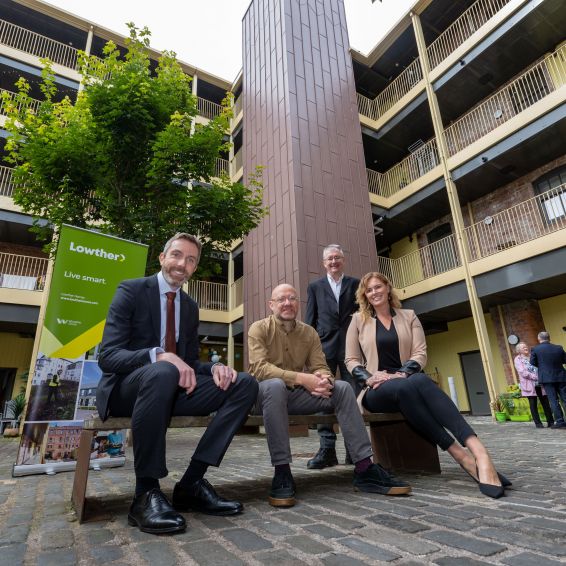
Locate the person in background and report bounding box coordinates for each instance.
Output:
[304,244,360,469]
[530,331,566,429]
[345,272,511,499]
[514,342,554,428]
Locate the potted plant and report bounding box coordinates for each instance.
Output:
[3,392,26,437]
[490,398,507,422]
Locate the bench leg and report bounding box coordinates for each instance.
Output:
[370,421,441,474]
[72,430,95,523]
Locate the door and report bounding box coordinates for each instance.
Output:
[0,368,17,416]
[459,351,490,415]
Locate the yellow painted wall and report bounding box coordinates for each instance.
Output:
[390,236,419,259]
[539,294,566,349]
[425,314,507,411]
[0,331,34,398]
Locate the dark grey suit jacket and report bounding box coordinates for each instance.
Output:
[530,342,566,384]
[304,275,359,361]
[96,275,213,420]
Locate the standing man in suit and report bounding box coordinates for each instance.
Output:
[304,244,360,469]
[530,331,566,429]
[97,233,258,534]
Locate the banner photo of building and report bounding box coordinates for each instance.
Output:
[13,225,147,476]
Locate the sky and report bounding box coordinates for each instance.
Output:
[45,0,415,81]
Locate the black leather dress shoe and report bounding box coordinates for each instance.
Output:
[269,469,296,507]
[128,488,186,534]
[172,479,243,516]
[307,447,339,469]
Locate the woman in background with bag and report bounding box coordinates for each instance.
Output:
[345,272,510,499]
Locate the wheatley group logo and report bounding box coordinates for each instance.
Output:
[69,241,126,262]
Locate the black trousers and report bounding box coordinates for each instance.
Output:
[527,386,554,425]
[108,361,258,478]
[363,372,475,451]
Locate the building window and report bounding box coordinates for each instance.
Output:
[535,165,566,222]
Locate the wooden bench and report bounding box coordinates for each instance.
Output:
[72,413,440,522]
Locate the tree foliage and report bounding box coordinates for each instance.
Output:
[2,24,266,275]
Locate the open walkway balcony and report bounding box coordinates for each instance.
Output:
[0,88,41,117]
[185,277,243,312]
[426,0,513,70]
[197,97,224,120]
[0,252,48,291]
[0,166,15,198]
[445,44,566,157]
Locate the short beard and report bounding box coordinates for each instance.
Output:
[162,270,186,289]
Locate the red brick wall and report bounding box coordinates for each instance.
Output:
[0,242,47,258]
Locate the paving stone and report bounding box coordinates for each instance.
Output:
[313,514,365,530]
[40,530,74,550]
[357,500,423,518]
[422,531,506,557]
[0,542,26,566]
[500,552,565,566]
[221,528,272,551]
[84,528,116,545]
[475,527,566,556]
[89,544,124,563]
[303,523,345,539]
[361,527,439,556]
[322,553,370,565]
[285,535,332,555]
[419,505,480,520]
[518,516,566,533]
[37,549,78,566]
[194,514,236,529]
[178,526,211,542]
[420,513,475,532]
[434,557,491,565]
[269,511,316,525]
[339,537,400,561]
[250,519,295,536]
[458,505,523,520]
[182,540,244,565]
[6,511,34,527]
[0,525,30,545]
[136,541,180,566]
[254,549,305,565]
[368,514,429,533]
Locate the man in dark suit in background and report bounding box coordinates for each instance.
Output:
[304,244,360,469]
[97,233,258,534]
[530,331,566,429]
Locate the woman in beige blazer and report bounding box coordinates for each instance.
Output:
[345,272,510,499]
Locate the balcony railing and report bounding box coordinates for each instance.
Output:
[377,234,462,289]
[230,276,243,308]
[215,158,228,177]
[0,18,80,70]
[445,45,566,156]
[366,168,383,196]
[357,58,423,121]
[197,97,223,120]
[464,184,566,261]
[377,138,440,198]
[0,252,48,291]
[0,166,15,197]
[185,280,228,311]
[0,88,42,116]
[427,0,512,70]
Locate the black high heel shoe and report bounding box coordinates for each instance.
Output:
[479,481,505,499]
[460,465,511,488]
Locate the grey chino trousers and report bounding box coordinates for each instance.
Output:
[253,378,373,466]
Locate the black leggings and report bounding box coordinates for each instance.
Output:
[363,373,475,450]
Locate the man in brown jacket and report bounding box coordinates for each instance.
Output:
[247,283,411,508]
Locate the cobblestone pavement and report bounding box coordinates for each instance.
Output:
[1,417,565,565]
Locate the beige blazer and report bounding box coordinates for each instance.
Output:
[345,309,427,374]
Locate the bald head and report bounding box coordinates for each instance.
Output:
[269,283,300,322]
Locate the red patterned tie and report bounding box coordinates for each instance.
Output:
[165,292,176,354]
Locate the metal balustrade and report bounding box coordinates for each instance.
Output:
[0,88,41,116]
[197,97,223,119]
[427,0,512,70]
[377,138,440,198]
[464,183,566,261]
[0,166,16,197]
[185,279,228,311]
[366,168,383,196]
[356,58,423,121]
[0,18,80,69]
[445,46,566,156]
[0,252,48,291]
[215,158,228,177]
[230,276,243,308]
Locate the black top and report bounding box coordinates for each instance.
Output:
[376,316,402,372]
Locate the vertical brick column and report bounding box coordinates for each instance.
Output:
[242,0,377,333]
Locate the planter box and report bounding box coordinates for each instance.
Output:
[508,414,531,422]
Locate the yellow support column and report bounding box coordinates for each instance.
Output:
[411,13,499,406]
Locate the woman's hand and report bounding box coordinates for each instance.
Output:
[366,371,407,389]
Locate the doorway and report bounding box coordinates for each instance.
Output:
[0,368,17,415]
[459,351,491,415]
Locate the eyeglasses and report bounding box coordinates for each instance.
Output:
[324,255,344,262]
[271,296,299,304]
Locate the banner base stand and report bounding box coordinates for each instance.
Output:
[13,457,125,477]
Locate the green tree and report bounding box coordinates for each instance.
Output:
[2,24,266,275]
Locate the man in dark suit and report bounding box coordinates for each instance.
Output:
[97,233,258,534]
[530,331,566,429]
[304,244,360,468]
